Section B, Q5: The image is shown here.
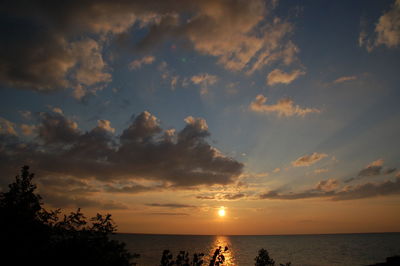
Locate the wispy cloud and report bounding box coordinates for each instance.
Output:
[145,203,196,208]
[333,76,357,84]
[250,94,320,117]
[266,69,305,86]
[292,153,328,167]
[190,73,218,95]
[129,55,155,70]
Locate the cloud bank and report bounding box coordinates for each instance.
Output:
[0,110,243,207]
[260,177,400,201]
[0,0,299,98]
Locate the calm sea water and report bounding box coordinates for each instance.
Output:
[113,233,400,266]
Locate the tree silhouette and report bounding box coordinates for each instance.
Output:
[254,248,291,266]
[0,166,138,266]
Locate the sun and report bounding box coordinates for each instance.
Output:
[218,207,226,217]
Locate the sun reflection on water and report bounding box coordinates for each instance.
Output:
[207,235,236,265]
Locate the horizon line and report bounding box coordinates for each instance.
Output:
[116,231,400,237]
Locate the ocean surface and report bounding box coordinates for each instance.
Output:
[113,232,400,266]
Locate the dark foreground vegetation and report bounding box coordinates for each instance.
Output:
[0,166,138,266]
[1,166,397,266]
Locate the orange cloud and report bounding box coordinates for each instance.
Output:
[333,76,357,84]
[292,152,328,167]
[250,94,320,117]
[266,69,305,86]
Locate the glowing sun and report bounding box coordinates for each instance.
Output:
[218,207,226,217]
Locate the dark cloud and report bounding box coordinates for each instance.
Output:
[0,111,243,189]
[259,178,400,201]
[358,165,383,177]
[221,193,246,200]
[41,192,128,210]
[33,174,129,210]
[195,192,246,200]
[104,183,163,194]
[145,203,196,208]
[384,168,397,175]
[37,111,81,144]
[196,195,215,200]
[147,212,189,216]
[346,159,397,183]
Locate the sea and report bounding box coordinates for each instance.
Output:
[113,232,400,266]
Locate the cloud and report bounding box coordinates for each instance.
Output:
[20,124,37,136]
[35,175,128,210]
[384,168,397,175]
[19,111,33,120]
[345,159,397,183]
[190,74,218,85]
[0,0,299,97]
[273,168,281,173]
[190,73,218,95]
[315,178,339,192]
[358,159,384,177]
[266,69,305,86]
[147,212,189,216]
[259,177,400,201]
[145,203,196,208]
[196,195,215,200]
[360,0,400,50]
[333,76,357,84]
[314,168,329,174]
[374,0,400,48]
[129,55,155,70]
[104,183,163,194]
[0,117,17,136]
[196,192,246,201]
[291,152,328,167]
[221,193,246,200]
[96,120,115,134]
[37,112,80,144]
[250,94,320,117]
[0,110,243,188]
[42,192,128,210]
[0,22,111,99]
[49,107,64,114]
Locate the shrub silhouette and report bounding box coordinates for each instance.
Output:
[160,249,205,266]
[159,246,228,266]
[0,166,138,266]
[254,248,291,266]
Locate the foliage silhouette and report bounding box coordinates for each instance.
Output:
[254,248,291,266]
[159,246,229,266]
[209,246,228,266]
[0,166,138,266]
[160,249,204,266]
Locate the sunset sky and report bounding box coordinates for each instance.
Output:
[1,0,400,235]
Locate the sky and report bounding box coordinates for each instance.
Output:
[0,0,400,235]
